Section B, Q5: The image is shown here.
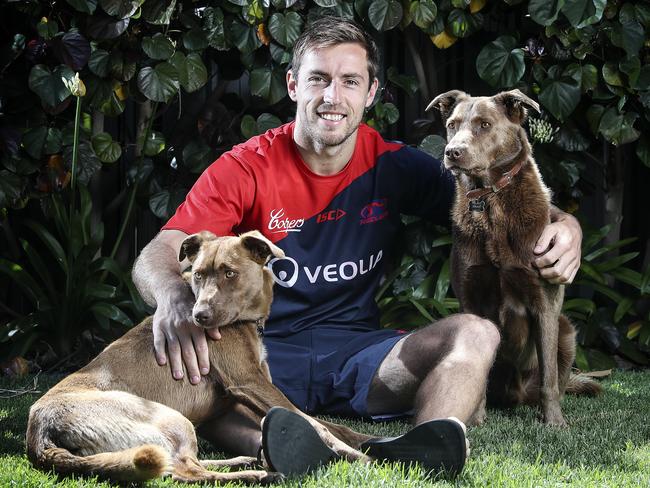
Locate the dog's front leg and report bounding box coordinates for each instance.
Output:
[532,303,566,427]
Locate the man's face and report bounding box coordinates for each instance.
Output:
[287,42,379,148]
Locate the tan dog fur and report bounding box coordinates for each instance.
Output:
[26,231,371,483]
[428,90,600,426]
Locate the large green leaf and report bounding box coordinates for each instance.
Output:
[22,127,62,159]
[63,141,102,185]
[91,132,122,163]
[100,0,142,18]
[610,19,645,56]
[418,135,446,160]
[598,108,639,145]
[66,0,98,14]
[169,52,208,93]
[28,64,75,108]
[137,62,179,102]
[182,29,209,51]
[528,0,565,26]
[142,0,176,25]
[368,0,403,31]
[90,302,133,326]
[109,50,136,81]
[88,49,111,77]
[410,0,437,29]
[476,36,525,88]
[142,33,175,60]
[229,18,262,54]
[561,0,605,28]
[250,67,287,104]
[539,74,581,121]
[203,7,227,50]
[268,12,303,48]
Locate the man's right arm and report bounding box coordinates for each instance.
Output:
[132,229,219,384]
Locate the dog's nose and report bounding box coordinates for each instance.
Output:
[445,145,465,161]
[193,309,211,325]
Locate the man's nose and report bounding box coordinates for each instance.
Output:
[323,81,341,104]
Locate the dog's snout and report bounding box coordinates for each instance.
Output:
[193,309,212,325]
[445,145,466,161]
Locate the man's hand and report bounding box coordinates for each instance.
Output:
[151,282,222,385]
[533,209,582,285]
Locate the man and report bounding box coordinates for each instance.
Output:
[133,16,582,474]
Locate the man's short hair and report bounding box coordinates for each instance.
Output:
[291,16,379,87]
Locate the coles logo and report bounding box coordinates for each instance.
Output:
[268,208,304,234]
[360,199,388,225]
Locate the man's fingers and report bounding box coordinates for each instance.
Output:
[165,332,185,380]
[179,331,201,384]
[534,226,556,255]
[192,328,211,377]
[152,322,168,366]
[538,255,578,284]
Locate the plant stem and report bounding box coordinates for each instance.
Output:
[102,101,158,280]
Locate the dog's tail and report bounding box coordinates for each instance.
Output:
[566,372,602,396]
[33,444,171,482]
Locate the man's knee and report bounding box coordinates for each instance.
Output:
[452,313,500,358]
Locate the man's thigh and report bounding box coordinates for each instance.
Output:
[365,317,460,415]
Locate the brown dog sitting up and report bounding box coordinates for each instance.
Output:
[427,89,601,427]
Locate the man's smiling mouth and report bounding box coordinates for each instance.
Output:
[319,113,345,121]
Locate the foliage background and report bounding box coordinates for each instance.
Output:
[0,0,649,372]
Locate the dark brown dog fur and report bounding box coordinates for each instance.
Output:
[26,231,370,483]
[428,90,600,426]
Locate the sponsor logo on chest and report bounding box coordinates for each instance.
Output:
[317,208,346,223]
[268,208,304,234]
[360,198,389,225]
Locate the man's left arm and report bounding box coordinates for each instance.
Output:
[533,206,582,285]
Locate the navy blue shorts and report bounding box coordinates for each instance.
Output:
[264,328,407,417]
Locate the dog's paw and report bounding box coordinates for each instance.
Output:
[260,471,285,484]
[543,411,568,427]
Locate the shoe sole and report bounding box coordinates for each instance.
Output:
[360,419,466,476]
[262,406,338,476]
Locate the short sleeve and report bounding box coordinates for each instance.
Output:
[162,153,256,236]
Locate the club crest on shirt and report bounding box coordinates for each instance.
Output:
[268,208,305,234]
[360,198,388,225]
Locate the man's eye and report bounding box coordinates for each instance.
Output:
[225,270,237,279]
[345,79,359,86]
[194,272,202,280]
[309,76,324,83]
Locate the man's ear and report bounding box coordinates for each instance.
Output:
[365,78,380,109]
[287,69,298,102]
[179,231,216,263]
[240,231,285,265]
[493,89,540,124]
[426,90,469,122]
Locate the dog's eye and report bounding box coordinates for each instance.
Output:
[481,121,491,129]
[225,270,237,279]
[447,121,455,130]
[194,272,202,280]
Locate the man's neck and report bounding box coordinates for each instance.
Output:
[293,127,359,176]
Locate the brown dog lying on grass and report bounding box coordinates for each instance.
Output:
[26,231,371,484]
[428,89,601,426]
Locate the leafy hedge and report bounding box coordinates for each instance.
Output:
[0,0,648,368]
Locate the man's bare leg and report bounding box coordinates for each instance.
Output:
[366,313,500,426]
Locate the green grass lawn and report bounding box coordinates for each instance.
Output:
[1,371,648,487]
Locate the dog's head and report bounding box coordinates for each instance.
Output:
[426,89,539,176]
[179,230,285,329]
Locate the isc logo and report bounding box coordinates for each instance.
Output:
[317,209,346,223]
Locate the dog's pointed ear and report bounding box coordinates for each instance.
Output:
[493,89,540,124]
[179,231,217,263]
[426,90,469,122]
[240,231,285,265]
